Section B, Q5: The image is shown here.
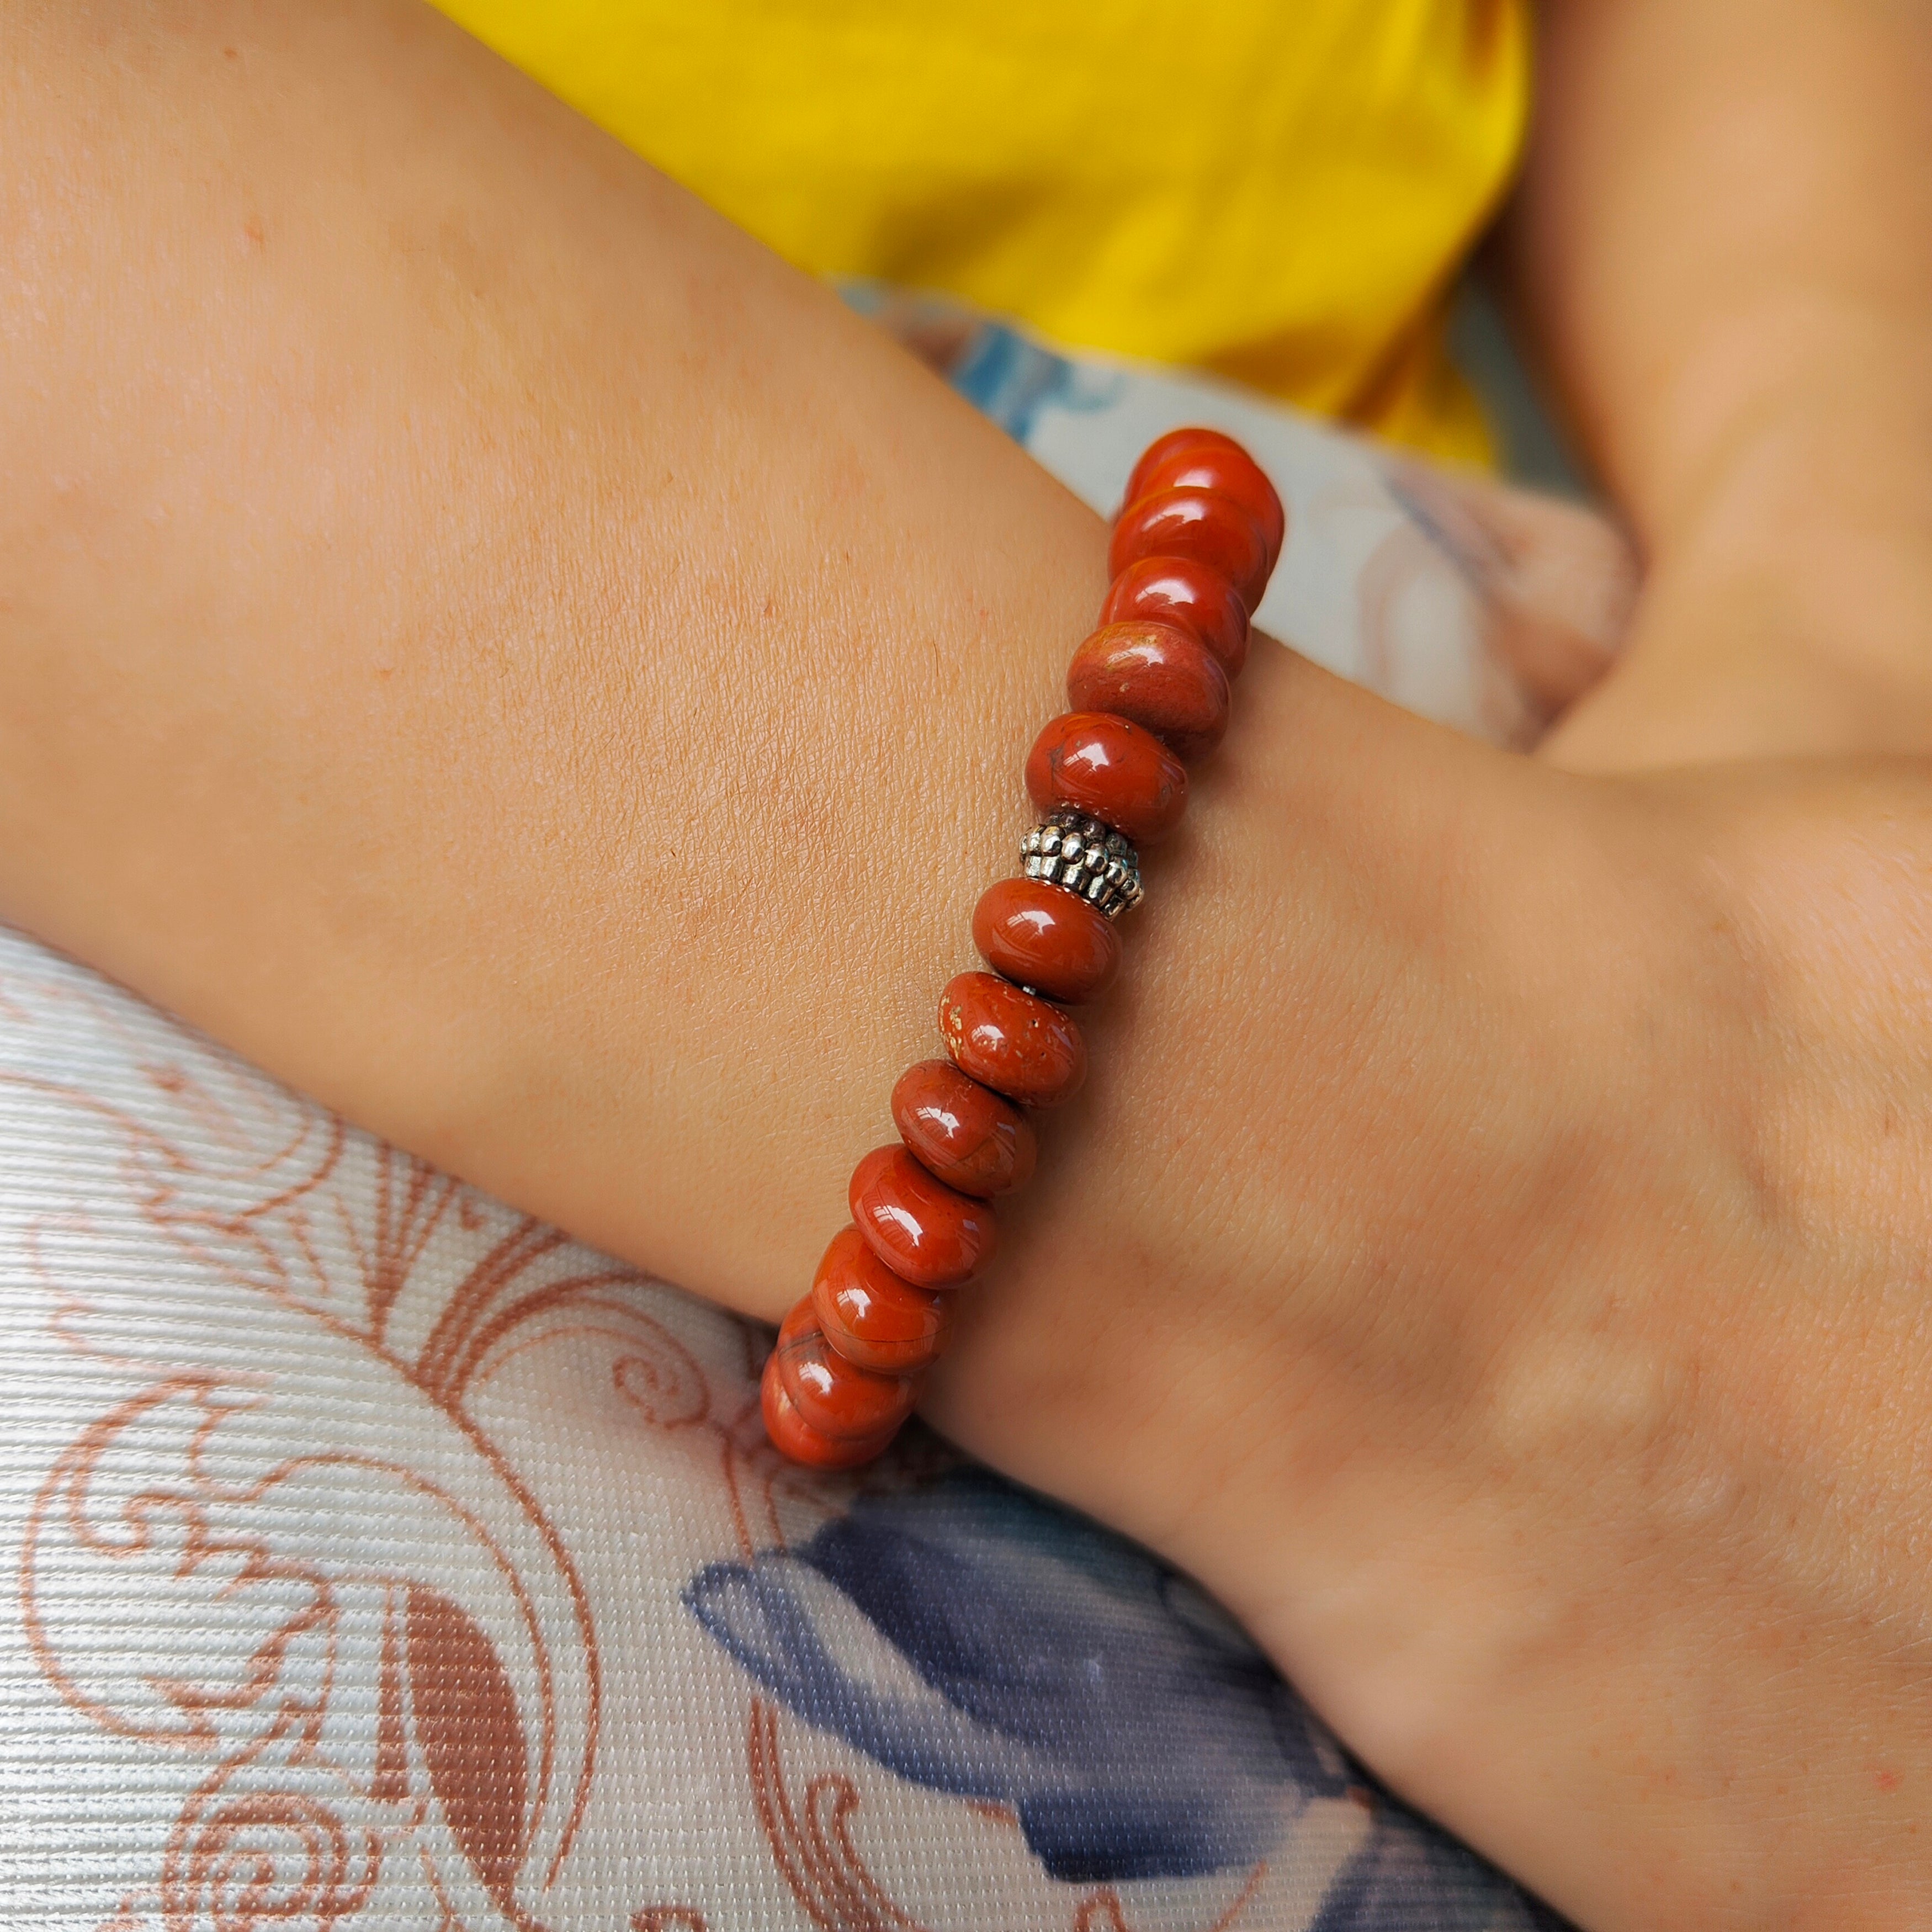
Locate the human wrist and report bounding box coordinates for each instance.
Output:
[921,648,1633,1648]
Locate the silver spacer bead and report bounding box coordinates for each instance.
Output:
[1019,807,1144,919]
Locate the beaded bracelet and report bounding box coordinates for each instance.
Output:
[762,427,1285,1467]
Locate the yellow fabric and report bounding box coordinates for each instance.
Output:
[433,1,1530,465]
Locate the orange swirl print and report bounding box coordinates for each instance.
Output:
[162,1787,383,1931]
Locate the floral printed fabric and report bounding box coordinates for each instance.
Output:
[0,301,1625,1930]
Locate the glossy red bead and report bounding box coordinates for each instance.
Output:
[1099,555,1250,678]
[848,1143,997,1287]
[1109,487,1270,613]
[1026,710,1187,845]
[762,1354,896,1469]
[972,876,1122,1004]
[938,970,1086,1107]
[774,1300,919,1442]
[812,1224,954,1373]
[891,1058,1037,1196]
[1066,619,1230,762]
[1124,427,1243,506]
[1125,428,1285,572]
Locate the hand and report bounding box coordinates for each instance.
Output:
[923,636,1932,1931]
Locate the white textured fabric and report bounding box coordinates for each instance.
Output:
[0,315,1625,1930]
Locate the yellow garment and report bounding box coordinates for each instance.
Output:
[434,1,1529,464]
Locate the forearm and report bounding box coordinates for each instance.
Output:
[1512,0,1932,764]
[0,0,1117,1316]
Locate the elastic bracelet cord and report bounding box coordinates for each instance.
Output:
[763,428,1286,1468]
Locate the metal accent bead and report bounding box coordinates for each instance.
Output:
[1019,808,1144,919]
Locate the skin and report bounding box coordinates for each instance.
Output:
[1521,0,1932,768]
[2,2,1930,1925]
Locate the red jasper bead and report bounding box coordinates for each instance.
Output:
[1109,487,1269,613]
[775,1299,919,1442]
[1026,710,1187,845]
[1124,427,1245,506]
[812,1224,954,1374]
[848,1143,997,1287]
[891,1058,1037,1196]
[761,1354,896,1469]
[1100,555,1250,678]
[1126,428,1285,572]
[938,970,1086,1107]
[972,876,1121,1004]
[1066,620,1230,762]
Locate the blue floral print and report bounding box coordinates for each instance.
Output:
[686,1468,1562,1925]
